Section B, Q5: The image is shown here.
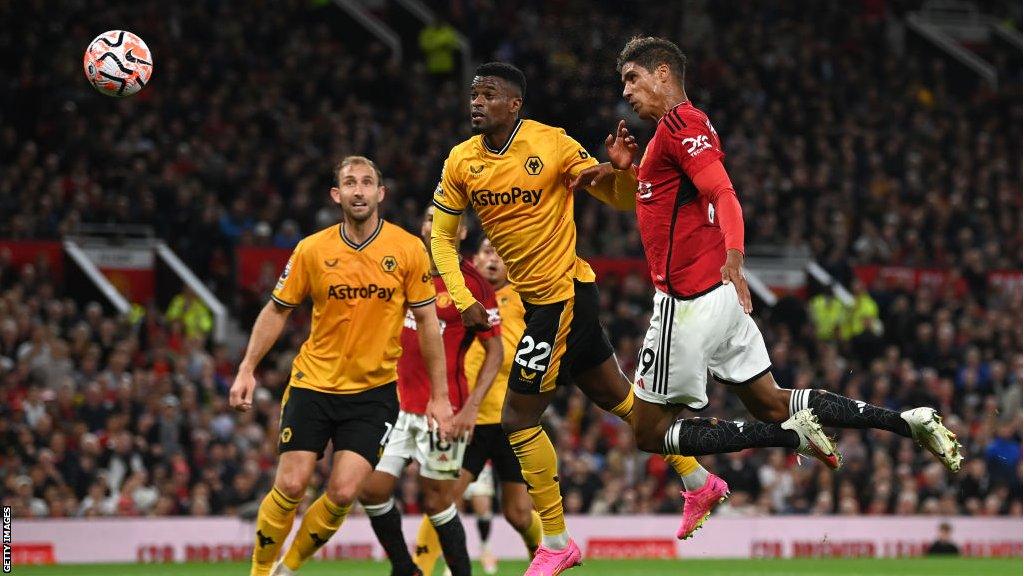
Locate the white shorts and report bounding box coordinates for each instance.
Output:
[633,284,771,409]
[464,462,495,499]
[376,410,467,481]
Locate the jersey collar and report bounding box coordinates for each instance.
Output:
[339,218,383,251]
[482,119,523,155]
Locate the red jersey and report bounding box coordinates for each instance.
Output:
[398,259,500,414]
[636,101,728,298]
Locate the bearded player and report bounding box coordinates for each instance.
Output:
[576,36,962,474]
[229,156,453,576]
[430,61,730,576]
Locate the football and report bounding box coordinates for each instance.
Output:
[82,30,153,97]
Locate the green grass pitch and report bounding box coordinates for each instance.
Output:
[11,558,1021,576]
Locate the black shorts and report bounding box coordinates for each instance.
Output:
[462,423,525,484]
[278,383,399,466]
[508,280,614,394]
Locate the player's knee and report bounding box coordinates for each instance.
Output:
[421,487,453,516]
[357,477,390,506]
[503,500,532,531]
[274,472,308,501]
[326,478,360,507]
[500,410,533,435]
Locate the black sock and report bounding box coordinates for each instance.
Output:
[432,506,471,576]
[794,389,911,437]
[663,417,799,455]
[477,515,492,544]
[367,505,417,575]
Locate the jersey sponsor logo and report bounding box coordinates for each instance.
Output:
[708,204,715,223]
[433,183,444,197]
[518,367,537,381]
[471,187,542,207]
[524,156,544,175]
[436,292,453,309]
[280,427,292,443]
[469,164,486,174]
[681,134,712,157]
[421,272,431,283]
[324,258,339,268]
[578,149,590,160]
[327,283,396,301]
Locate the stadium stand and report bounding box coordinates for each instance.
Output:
[0,0,1020,520]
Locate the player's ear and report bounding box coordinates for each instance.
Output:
[656,62,671,83]
[376,185,386,202]
[329,186,342,204]
[510,95,522,115]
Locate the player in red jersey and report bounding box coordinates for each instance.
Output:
[359,207,504,576]
[576,36,962,473]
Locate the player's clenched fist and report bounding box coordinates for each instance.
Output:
[229,371,257,412]
[460,301,492,332]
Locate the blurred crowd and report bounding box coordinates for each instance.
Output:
[1,0,1021,520]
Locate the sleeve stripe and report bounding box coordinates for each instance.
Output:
[432,200,463,216]
[270,294,299,308]
[408,296,437,308]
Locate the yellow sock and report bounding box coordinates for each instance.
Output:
[282,494,351,570]
[414,514,443,575]
[609,389,636,423]
[508,426,565,536]
[665,454,700,476]
[520,509,542,555]
[609,388,703,479]
[251,487,300,575]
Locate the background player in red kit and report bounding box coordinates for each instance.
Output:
[577,36,962,474]
[359,207,504,576]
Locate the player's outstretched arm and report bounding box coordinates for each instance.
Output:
[230,300,293,412]
[430,208,490,330]
[412,302,455,438]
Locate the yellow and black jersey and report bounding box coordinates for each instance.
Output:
[432,119,600,305]
[464,284,525,425]
[271,219,435,394]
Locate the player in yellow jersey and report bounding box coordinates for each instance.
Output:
[430,63,727,576]
[414,238,541,576]
[229,156,454,576]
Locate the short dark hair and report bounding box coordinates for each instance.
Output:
[474,62,527,98]
[616,36,687,83]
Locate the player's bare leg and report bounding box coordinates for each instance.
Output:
[733,373,962,472]
[273,450,370,575]
[360,471,420,576]
[500,481,540,555]
[469,488,498,574]
[575,357,729,538]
